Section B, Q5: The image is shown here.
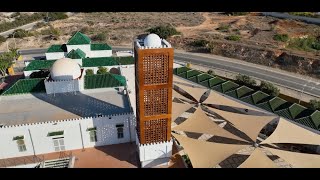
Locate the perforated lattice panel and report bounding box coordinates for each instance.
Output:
[143,88,168,116]
[144,119,168,144]
[142,53,169,85]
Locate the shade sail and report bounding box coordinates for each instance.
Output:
[263,147,320,168]
[173,76,208,102]
[172,89,191,102]
[203,90,263,112]
[261,118,320,146]
[171,102,193,122]
[173,133,250,168]
[208,107,278,142]
[238,148,278,168]
[173,107,247,142]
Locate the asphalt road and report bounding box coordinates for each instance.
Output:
[14,47,320,98]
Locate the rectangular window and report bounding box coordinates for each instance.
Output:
[87,127,97,142]
[17,139,27,152]
[116,124,124,139]
[53,138,65,152]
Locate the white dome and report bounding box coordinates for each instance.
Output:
[144,33,162,47]
[50,58,81,81]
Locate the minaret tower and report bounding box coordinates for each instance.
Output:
[134,34,174,167]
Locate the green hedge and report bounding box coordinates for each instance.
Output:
[2,78,45,95]
[84,73,126,89]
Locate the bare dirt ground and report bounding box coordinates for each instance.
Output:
[0,12,319,79]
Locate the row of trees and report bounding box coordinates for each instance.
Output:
[85,67,108,75]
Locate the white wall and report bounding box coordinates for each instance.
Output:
[67,45,90,57]
[44,79,83,94]
[0,113,136,159]
[90,50,112,58]
[45,52,67,60]
[136,134,173,168]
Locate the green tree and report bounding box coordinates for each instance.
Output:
[186,62,191,68]
[235,74,257,87]
[309,99,320,110]
[85,69,94,75]
[0,52,14,77]
[147,25,181,39]
[260,81,280,96]
[92,33,106,41]
[97,66,108,74]
[225,35,241,41]
[273,34,289,42]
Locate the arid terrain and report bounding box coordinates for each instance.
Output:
[1,12,320,77]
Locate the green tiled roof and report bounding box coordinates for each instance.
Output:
[84,73,126,89]
[82,57,118,67]
[187,70,201,79]
[91,43,112,51]
[177,67,191,74]
[115,56,134,65]
[311,111,320,129]
[209,77,225,87]
[269,97,287,111]
[172,66,320,131]
[251,91,269,104]
[236,86,254,98]
[197,74,214,82]
[67,49,86,59]
[222,81,239,93]
[1,78,45,95]
[24,60,57,71]
[289,103,307,119]
[67,31,91,45]
[47,44,67,53]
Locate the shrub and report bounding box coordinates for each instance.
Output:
[45,12,68,21]
[80,27,89,34]
[10,12,20,18]
[40,26,60,36]
[207,69,215,75]
[273,34,289,42]
[216,24,230,32]
[309,99,320,110]
[225,35,241,41]
[182,155,192,168]
[97,66,108,74]
[189,39,209,47]
[87,21,94,26]
[85,69,94,75]
[34,22,46,29]
[288,37,320,51]
[288,12,317,18]
[147,25,181,39]
[260,81,280,96]
[186,63,191,68]
[235,74,257,87]
[8,29,32,38]
[0,35,6,43]
[0,13,44,33]
[92,33,106,41]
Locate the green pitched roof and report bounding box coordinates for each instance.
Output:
[82,57,118,67]
[84,73,126,89]
[25,60,57,71]
[67,49,86,59]
[47,44,67,53]
[91,43,112,51]
[67,32,91,45]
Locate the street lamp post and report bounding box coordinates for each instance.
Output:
[298,77,312,104]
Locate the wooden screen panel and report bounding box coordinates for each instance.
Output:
[143,88,168,116]
[142,53,169,85]
[144,119,168,144]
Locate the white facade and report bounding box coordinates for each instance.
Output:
[0,113,136,159]
[90,50,112,58]
[67,45,90,57]
[136,133,173,168]
[45,52,67,60]
[44,78,84,94]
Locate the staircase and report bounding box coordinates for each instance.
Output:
[43,158,70,168]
